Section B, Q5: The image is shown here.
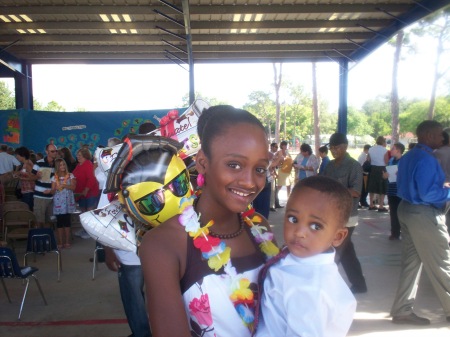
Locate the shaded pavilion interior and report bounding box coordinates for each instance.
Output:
[0,0,449,132]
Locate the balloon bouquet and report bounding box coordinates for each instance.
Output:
[79,99,208,251]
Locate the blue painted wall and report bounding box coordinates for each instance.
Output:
[1,108,186,153]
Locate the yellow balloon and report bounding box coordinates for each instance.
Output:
[120,154,192,227]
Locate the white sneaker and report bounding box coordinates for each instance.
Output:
[81,232,91,239]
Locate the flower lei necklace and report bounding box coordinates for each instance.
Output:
[178,196,279,331]
[55,173,69,191]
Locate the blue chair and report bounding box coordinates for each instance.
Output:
[24,228,62,282]
[0,247,48,320]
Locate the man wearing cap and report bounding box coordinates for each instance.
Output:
[321,132,368,293]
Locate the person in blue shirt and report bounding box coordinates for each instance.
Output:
[383,142,405,240]
[318,145,330,174]
[390,120,450,326]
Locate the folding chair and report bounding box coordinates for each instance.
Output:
[1,201,29,241]
[92,241,105,280]
[0,247,48,320]
[24,228,62,282]
[2,200,29,211]
[3,210,36,246]
[3,176,20,202]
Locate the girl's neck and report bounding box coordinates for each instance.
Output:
[195,192,238,229]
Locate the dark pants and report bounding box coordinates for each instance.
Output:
[21,192,34,211]
[274,182,281,207]
[118,264,152,337]
[388,195,401,238]
[335,226,367,290]
[359,175,369,206]
[253,181,271,219]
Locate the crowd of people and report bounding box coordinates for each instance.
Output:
[1,106,450,336]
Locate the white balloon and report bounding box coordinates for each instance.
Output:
[80,199,136,252]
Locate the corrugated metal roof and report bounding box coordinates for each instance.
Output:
[0,0,448,64]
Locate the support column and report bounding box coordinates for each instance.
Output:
[337,59,348,134]
[14,63,33,110]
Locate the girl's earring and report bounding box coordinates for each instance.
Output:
[196,173,205,187]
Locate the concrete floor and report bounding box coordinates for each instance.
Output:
[1,187,449,336]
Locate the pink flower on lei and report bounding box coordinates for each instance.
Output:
[189,294,213,327]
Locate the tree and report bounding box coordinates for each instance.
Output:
[44,100,66,112]
[412,8,450,120]
[180,92,228,107]
[347,108,373,138]
[272,63,283,143]
[361,96,392,138]
[390,30,404,143]
[0,81,15,110]
[311,62,320,154]
[243,91,276,138]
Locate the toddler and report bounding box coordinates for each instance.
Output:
[255,175,356,337]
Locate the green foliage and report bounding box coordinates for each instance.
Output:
[347,107,373,136]
[243,91,276,136]
[0,81,15,109]
[43,100,66,112]
[400,96,450,132]
[33,98,43,110]
[399,101,428,133]
[180,92,228,107]
[360,96,392,137]
[319,111,338,135]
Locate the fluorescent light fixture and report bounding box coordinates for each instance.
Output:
[122,14,132,22]
[100,14,110,22]
[254,14,263,21]
[20,14,32,22]
[351,13,360,20]
[109,29,118,34]
[9,15,21,22]
[230,29,238,33]
[250,29,257,33]
[241,29,248,33]
[111,14,121,22]
[38,29,46,33]
[233,14,241,22]
[244,14,252,22]
[17,29,26,34]
[27,29,36,34]
[329,13,338,20]
[338,28,345,32]
[319,27,327,32]
[329,27,336,32]
[130,29,138,34]
[0,15,11,22]
[120,29,127,34]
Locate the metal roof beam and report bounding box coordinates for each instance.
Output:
[0,32,374,43]
[13,50,348,61]
[0,19,394,31]
[0,4,412,15]
[7,43,358,53]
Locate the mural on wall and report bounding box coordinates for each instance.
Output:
[3,111,20,144]
[0,108,184,153]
